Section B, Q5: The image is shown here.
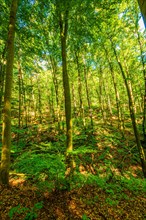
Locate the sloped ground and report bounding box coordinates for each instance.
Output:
[0,181,146,220]
[0,121,146,219]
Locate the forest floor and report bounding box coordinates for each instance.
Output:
[0,180,146,220]
[0,120,146,219]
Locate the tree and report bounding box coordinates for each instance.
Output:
[0,0,19,185]
[110,37,146,177]
[57,1,73,152]
[0,1,10,123]
[137,0,146,27]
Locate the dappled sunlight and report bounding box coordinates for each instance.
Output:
[55,207,66,219]
[110,167,121,176]
[9,177,26,187]
[68,200,82,218]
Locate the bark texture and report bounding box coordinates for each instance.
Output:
[59,10,72,152]
[0,0,18,185]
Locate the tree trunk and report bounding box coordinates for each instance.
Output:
[111,39,146,178]
[103,46,123,130]
[75,52,85,127]
[135,28,146,141]
[98,67,107,124]
[0,43,7,118]
[84,65,94,129]
[0,0,18,185]
[22,76,28,127]
[0,56,6,123]
[102,79,113,125]
[17,60,22,145]
[59,10,72,152]
[137,0,146,28]
[36,76,42,123]
[71,81,77,117]
[50,56,61,130]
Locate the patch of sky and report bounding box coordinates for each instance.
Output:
[139,17,145,32]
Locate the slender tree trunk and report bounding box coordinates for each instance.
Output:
[0,59,6,123]
[75,52,85,126]
[103,47,123,130]
[84,65,94,129]
[59,10,72,152]
[111,39,146,177]
[50,56,61,129]
[18,61,22,129]
[36,76,42,123]
[98,67,107,124]
[107,92,113,124]
[0,0,18,185]
[135,28,146,141]
[22,75,28,127]
[0,45,7,123]
[29,78,35,124]
[58,5,74,183]
[51,86,56,122]
[71,81,77,117]
[17,60,22,144]
[102,79,113,125]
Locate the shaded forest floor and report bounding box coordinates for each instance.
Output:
[0,118,146,219]
[1,181,146,220]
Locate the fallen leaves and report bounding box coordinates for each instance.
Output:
[0,181,146,220]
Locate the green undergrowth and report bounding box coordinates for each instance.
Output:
[12,151,66,191]
[9,121,146,206]
[11,145,146,198]
[8,202,43,220]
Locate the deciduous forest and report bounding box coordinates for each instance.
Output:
[0,0,146,219]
